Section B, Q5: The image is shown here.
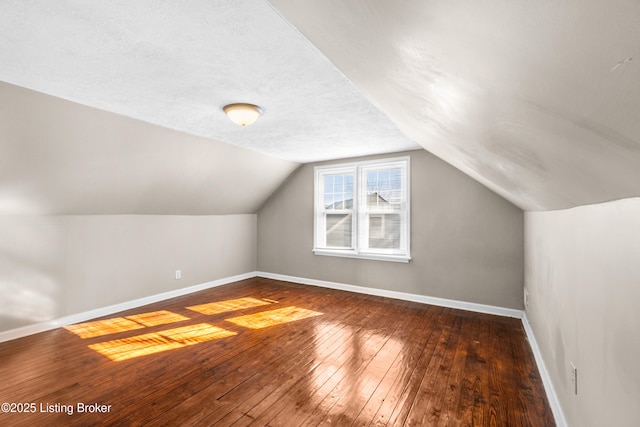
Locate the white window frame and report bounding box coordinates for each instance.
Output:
[313,156,411,263]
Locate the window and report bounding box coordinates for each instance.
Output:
[314,157,410,262]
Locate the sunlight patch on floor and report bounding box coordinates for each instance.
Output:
[88,323,236,361]
[225,306,322,329]
[65,310,190,339]
[65,317,145,339]
[126,310,190,327]
[187,297,272,315]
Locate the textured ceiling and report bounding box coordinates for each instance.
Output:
[2,1,640,212]
[270,0,640,211]
[0,0,419,164]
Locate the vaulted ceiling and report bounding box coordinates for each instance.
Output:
[270,0,640,210]
[0,0,418,163]
[1,0,640,213]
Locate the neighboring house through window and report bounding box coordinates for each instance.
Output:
[313,156,410,262]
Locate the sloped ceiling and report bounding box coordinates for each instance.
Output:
[270,0,640,211]
[0,0,418,164]
[1,1,639,213]
[0,82,298,215]
[0,0,421,215]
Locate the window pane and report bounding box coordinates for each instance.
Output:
[334,175,343,191]
[368,214,401,249]
[324,175,333,190]
[366,168,402,209]
[344,175,353,193]
[325,173,353,210]
[388,169,402,206]
[380,170,390,191]
[326,213,352,248]
[324,193,333,209]
[367,171,377,195]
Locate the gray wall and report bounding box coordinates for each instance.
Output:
[525,198,640,427]
[258,150,524,309]
[0,214,256,332]
[0,81,285,336]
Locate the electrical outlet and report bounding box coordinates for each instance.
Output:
[570,362,577,395]
[175,269,182,280]
[524,288,530,310]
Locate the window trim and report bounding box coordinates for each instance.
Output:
[313,156,411,263]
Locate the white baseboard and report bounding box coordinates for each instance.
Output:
[522,313,568,427]
[0,271,257,344]
[257,271,523,318]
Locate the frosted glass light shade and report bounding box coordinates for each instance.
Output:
[223,103,263,126]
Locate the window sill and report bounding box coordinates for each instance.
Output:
[313,249,411,263]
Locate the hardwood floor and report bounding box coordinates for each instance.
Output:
[0,277,555,426]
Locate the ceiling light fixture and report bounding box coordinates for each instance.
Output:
[223,103,263,126]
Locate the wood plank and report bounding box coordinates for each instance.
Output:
[405,309,466,426]
[294,300,416,426]
[0,277,555,427]
[381,308,453,426]
[348,304,437,426]
[367,305,444,427]
[245,297,409,426]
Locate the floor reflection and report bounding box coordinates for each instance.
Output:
[274,321,403,424]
